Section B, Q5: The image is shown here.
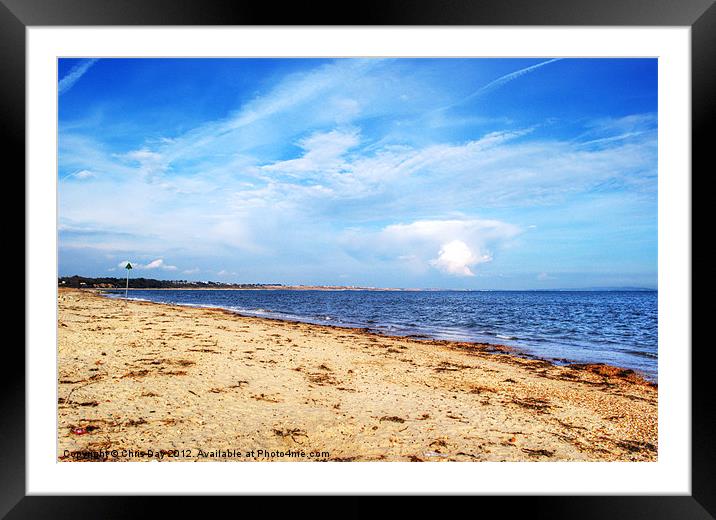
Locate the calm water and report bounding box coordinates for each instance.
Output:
[106,289,658,381]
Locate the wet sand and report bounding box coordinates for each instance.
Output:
[57,288,657,462]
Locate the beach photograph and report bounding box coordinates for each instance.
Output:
[57,57,658,462]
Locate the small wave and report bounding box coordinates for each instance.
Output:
[496,334,517,340]
[179,302,225,309]
[623,350,658,359]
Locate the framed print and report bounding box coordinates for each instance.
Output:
[8,0,712,516]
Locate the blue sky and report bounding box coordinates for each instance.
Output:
[58,58,657,289]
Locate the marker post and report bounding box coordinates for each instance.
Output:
[125,262,133,298]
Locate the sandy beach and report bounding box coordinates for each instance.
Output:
[57,288,657,462]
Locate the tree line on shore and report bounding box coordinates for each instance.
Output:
[58,275,281,289]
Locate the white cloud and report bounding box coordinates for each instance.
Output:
[144,259,168,269]
[122,148,168,180]
[381,219,521,245]
[262,128,359,177]
[73,169,95,179]
[430,240,490,276]
[60,169,96,182]
[345,218,522,277]
[117,258,177,271]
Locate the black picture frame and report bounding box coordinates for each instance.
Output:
[6,0,711,517]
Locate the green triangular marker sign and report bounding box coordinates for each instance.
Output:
[125,262,133,270]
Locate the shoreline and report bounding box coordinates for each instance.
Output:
[85,287,658,292]
[58,288,657,461]
[100,290,657,384]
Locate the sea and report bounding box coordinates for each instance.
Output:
[104,289,658,382]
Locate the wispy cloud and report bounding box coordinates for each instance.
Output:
[60,169,95,181]
[58,58,657,288]
[59,117,656,274]
[262,128,360,177]
[58,59,98,95]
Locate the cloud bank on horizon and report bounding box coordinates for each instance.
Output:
[58,58,657,289]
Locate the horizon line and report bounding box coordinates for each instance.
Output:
[58,275,657,292]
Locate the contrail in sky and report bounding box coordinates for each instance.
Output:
[58,58,99,95]
[435,58,564,114]
[466,58,562,101]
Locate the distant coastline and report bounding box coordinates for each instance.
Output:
[58,275,656,292]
